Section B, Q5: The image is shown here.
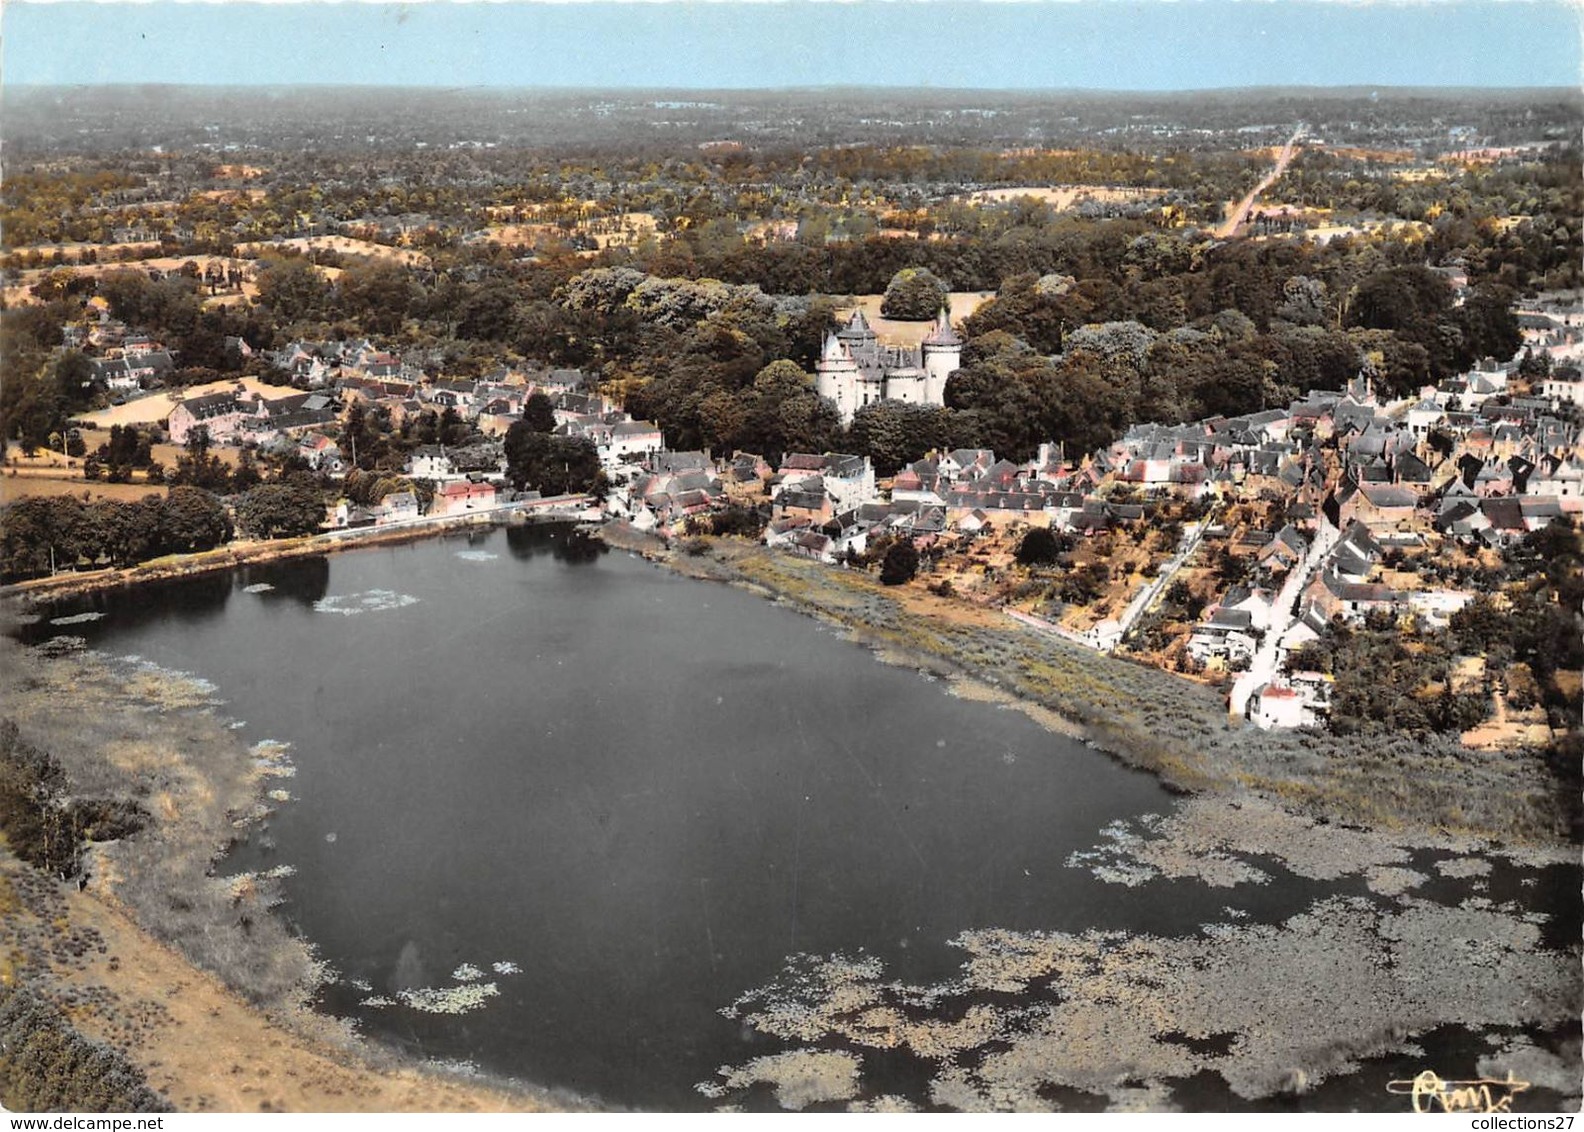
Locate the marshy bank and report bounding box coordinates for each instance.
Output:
[619,530,1581,853]
[0,631,576,1112]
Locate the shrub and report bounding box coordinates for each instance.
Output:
[880,541,919,586]
[0,983,170,1112]
[0,720,146,880]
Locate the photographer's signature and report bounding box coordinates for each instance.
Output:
[1387,1069,1531,1113]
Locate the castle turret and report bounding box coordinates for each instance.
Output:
[921,307,963,405]
[836,308,880,370]
[815,332,862,426]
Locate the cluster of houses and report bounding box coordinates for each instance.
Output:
[1169,357,1581,730]
[757,444,1163,564]
[726,340,1582,736]
[265,339,669,472]
[167,386,339,449]
[605,450,729,532]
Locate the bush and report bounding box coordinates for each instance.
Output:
[1016,527,1066,566]
[0,720,146,880]
[880,540,919,586]
[710,505,765,539]
[0,983,170,1112]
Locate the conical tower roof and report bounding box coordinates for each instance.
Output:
[837,308,875,341]
[922,307,962,347]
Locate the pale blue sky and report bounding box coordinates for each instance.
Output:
[5,1,1581,90]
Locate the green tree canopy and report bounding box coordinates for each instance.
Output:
[879,539,920,586]
[235,482,325,540]
[503,424,600,495]
[880,267,949,320]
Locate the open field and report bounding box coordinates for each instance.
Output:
[234,236,431,269]
[71,378,309,431]
[3,241,160,264]
[0,438,249,505]
[0,474,166,505]
[2,254,254,307]
[959,184,1168,211]
[836,291,994,344]
[1308,144,1417,163]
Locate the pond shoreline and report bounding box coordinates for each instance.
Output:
[0,630,586,1113]
[1,519,1576,1112]
[600,524,1579,853]
[0,503,587,603]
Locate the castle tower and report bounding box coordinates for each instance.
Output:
[921,306,963,406]
[836,308,880,371]
[815,332,862,426]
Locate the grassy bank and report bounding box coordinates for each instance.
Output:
[640,535,1579,849]
[0,632,572,1112]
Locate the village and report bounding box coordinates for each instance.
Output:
[8,283,1576,752]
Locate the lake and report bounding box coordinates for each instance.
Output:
[15,524,1578,1111]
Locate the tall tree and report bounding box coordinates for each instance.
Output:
[880,267,950,320]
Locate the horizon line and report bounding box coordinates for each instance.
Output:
[11,81,1583,94]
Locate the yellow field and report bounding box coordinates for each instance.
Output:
[0,473,167,504]
[0,435,242,504]
[2,253,254,307]
[73,377,310,430]
[4,240,160,264]
[960,185,1168,211]
[836,291,994,345]
[234,235,431,268]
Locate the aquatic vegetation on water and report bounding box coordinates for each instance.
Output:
[491,961,521,975]
[847,1095,920,1113]
[312,590,420,616]
[1436,856,1494,879]
[1364,866,1427,897]
[1067,811,1272,888]
[49,611,105,626]
[1075,797,1415,887]
[699,1049,864,1110]
[242,583,275,594]
[705,894,1578,1111]
[704,794,1579,1111]
[1477,1036,1582,1096]
[454,551,499,562]
[452,963,485,982]
[249,740,296,779]
[398,982,500,1015]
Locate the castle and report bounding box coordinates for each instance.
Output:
[814,308,962,426]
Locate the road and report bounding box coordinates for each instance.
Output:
[1228,518,1341,718]
[1115,511,1217,647]
[1216,124,1306,239]
[1006,509,1217,655]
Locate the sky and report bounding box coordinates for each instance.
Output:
[3,1,1581,91]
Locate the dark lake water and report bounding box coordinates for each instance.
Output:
[14,525,1578,1111]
